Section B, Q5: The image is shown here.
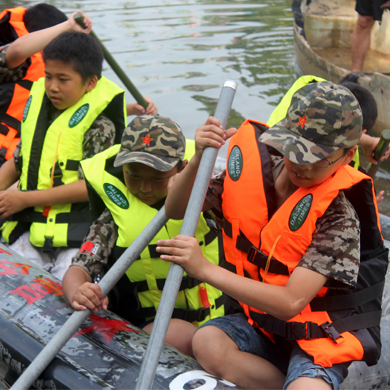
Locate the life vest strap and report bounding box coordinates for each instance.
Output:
[113,293,227,323]
[250,310,382,344]
[310,280,385,312]
[234,228,289,276]
[129,274,204,293]
[0,112,21,132]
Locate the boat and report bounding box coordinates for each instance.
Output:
[0,243,237,390]
[293,0,390,135]
[1,217,390,390]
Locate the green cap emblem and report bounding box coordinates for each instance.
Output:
[289,194,312,231]
[228,146,243,181]
[23,96,32,122]
[69,104,89,128]
[103,183,129,209]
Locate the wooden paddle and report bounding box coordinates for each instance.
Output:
[75,15,148,109]
[367,129,390,177]
[135,80,237,390]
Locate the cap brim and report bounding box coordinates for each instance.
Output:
[113,150,180,171]
[259,121,338,165]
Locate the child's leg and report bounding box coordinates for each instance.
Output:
[284,346,349,390]
[142,318,196,357]
[8,231,52,271]
[193,314,285,389]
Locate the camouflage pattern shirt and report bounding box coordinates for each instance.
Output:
[0,44,30,83]
[206,155,360,290]
[72,207,118,280]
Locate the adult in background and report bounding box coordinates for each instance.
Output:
[351,0,390,72]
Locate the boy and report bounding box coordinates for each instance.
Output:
[0,31,127,280]
[267,74,388,202]
[0,4,91,167]
[0,5,156,168]
[158,82,388,389]
[62,114,227,356]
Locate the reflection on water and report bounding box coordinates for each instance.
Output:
[2,0,390,214]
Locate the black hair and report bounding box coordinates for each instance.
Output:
[43,31,103,82]
[339,80,378,134]
[24,4,67,33]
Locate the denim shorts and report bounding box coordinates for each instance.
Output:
[199,313,350,390]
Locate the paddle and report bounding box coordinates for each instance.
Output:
[75,15,148,109]
[367,129,390,177]
[10,207,169,390]
[135,79,237,390]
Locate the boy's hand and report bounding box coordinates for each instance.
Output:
[360,135,390,164]
[71,282,108,313]
[126,97,158,117]
[69,11,93,34]
[376,190,385,203]
[156,235,209,280]
[195,116,237,159]
[0,190,27,218]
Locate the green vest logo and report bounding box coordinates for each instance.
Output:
[228,146,243,181]
[104,183,129,209]
[289,194,312,231]
[23,96,32,122]
[69,104,89,128]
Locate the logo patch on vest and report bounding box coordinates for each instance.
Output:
[103,183,129,209]
[228,146,243,181]
[69,104,89,128]
[289,194,312,231]
[23,96,32,122]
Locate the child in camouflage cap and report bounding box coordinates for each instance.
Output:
[62,114,228,357]
[158,82,388,389]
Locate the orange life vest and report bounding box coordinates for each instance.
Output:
[222,119,388,367]
[0,7,45,163]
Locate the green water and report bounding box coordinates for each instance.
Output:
[3,0,390,214]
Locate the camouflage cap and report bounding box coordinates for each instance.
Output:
[259,81,363,165]
[114,114,186,171]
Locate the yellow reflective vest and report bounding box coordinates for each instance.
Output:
[81,142,227,327]
[2,76,126,251]
[267,75,360,168]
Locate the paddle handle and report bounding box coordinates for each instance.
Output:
[75,15,148,109]
[367,129,390,178]
[135,80,237,390]
[10,208,168,390]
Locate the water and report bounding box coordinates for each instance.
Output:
[3,0,390,215]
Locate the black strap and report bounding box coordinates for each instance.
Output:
[310,281,385,312]
[12,208,92,224]
[16,79,33,91]
[250,310,382,343]
[66,159,80,171]
[132,291,227,323]
[0,112,21,132]
[235,228,289,276]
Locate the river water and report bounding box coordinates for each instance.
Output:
[3,0,390,215]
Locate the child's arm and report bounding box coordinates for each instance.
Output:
[0,180,88,219]
[126,97,158,116]
[0,158,20,191]
[62,265,108,313]
[5,11,92,69]
[165,116,236,219]
[358,133,390,164]
[156,235,327,321]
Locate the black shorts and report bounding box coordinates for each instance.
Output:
[356,0,387,21]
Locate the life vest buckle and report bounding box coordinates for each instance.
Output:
[320,321,344,344]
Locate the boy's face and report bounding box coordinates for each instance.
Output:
[123,162,180,206]
[44,59,97,111]
[284,147,356,188]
